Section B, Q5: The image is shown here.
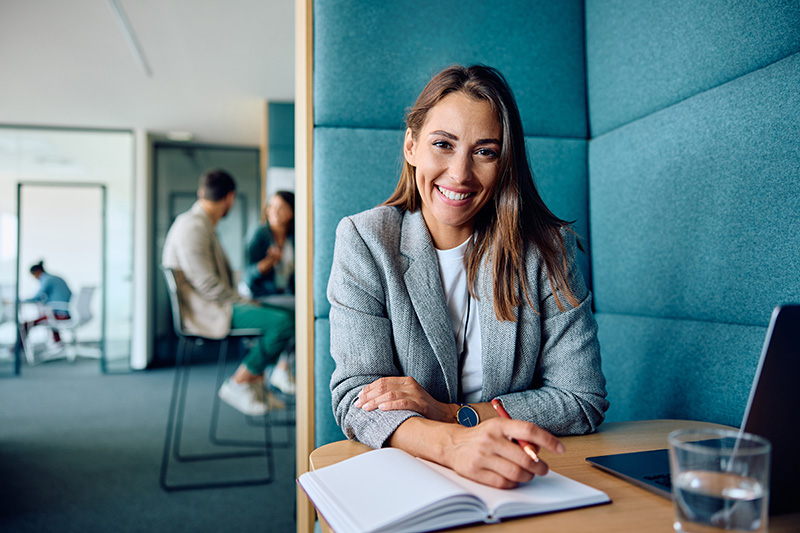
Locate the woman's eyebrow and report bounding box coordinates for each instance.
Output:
[429,130,501,145]
[429,130,457,140]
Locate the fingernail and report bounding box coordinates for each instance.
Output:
[557,443,565,454]
[524,445,540,463]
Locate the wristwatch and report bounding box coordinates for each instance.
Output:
[455,403,480,427]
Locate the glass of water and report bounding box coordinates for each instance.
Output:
[668,428,771,533]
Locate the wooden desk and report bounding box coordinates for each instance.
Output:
[308,420,798,532]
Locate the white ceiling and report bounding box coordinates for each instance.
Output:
[0,0,295,146]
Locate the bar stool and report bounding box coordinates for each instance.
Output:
[159,267,274,491]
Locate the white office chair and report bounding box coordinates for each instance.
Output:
[0,284,17,362]
[41,286,99,362]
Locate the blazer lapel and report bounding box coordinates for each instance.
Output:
[400,211,460,401]
[476,255,519,402]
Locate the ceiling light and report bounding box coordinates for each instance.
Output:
[106,0,152,78]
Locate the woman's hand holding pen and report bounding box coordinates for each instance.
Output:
[357,377,566,489]
[354,376,456,423]
[388,415,565,490]
[445,418,564,489]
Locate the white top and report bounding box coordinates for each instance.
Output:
[435,238,482,404]
[275,239,294,292]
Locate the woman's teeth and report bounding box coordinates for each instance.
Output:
[437,186,472,201]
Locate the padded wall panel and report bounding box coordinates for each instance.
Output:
[314,132,592,318]
[586,0,800,135]
[527,137,591,289]
[268,102,295,168]
[314,0,587,138]
[590,53,800,327]
[313,127,405,317]
[314,319,343,447]
[597,313,765,426]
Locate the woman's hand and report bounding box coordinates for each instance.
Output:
[354,376,456,423]
[446,418,564,488]
[257,246,282,274]
[389,416,565,489]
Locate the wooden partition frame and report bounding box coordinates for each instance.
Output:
[259,100,269,207]
[295,0,315,532]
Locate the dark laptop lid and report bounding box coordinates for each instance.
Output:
[739,305,800,514]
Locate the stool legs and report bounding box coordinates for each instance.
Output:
[159,335,274,491]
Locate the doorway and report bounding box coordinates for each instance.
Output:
[15,183,107,372]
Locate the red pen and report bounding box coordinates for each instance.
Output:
[491,398,540,463]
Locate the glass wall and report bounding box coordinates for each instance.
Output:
[0,127,134,374]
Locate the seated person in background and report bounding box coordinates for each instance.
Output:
[162,168,294,416]
[19,261,72,348]
[328,65,608,489]
[244,190,295,298]
[243,190,296,394]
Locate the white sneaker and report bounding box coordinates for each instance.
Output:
[218,378,269,416]
[269,365,296,395]
[265,389,286,410]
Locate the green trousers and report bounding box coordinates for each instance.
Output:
[231,303,294,375]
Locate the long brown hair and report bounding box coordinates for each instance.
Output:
[384,65,581,321]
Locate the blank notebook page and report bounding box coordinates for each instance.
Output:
[304,448,472,532]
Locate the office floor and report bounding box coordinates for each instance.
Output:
[0,358,297,533]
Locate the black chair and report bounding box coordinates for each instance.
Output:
[159,267,274,491]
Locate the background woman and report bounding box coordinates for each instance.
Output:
[244,190,295,298]
[243,190,296,394]
[328,65,608,488]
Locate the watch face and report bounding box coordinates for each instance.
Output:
[457,405,479,427]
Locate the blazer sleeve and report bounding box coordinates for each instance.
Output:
[495,230,609,435]
[173,217,243,305]
[327,216,422,449]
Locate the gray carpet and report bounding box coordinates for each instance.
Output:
[0,358,297,532]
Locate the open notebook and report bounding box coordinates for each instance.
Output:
[298,447,610,533]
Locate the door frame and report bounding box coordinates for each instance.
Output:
[14,182,108,374]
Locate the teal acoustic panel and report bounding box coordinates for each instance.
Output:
[586,0,800,135]
[313,127,405,318]
[590,53,800,326]
[526,137,590,290]
[314,318,343,447]
[268,102,295,168]
[597,313,766,427]
[314,0,587,138]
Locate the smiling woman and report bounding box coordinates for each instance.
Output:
[403,92,501,250]
[327,65,609,490]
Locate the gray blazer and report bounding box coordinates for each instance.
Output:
[162,202,245,339]
[328,206,608,449]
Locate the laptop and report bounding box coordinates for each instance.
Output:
[586,304,800,515]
